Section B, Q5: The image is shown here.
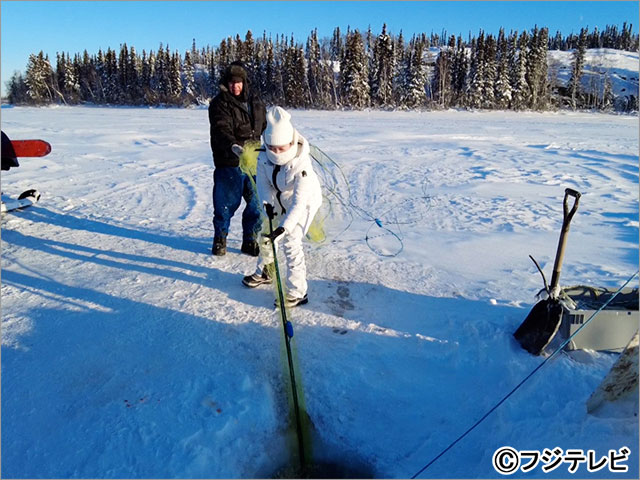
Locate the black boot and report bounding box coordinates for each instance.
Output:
[212,237,226,256]
[242,265,272,288]
[241,239,260,257]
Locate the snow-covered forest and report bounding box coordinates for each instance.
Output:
[4,23,639,112]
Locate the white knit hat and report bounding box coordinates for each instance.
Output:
[263,106,296,147]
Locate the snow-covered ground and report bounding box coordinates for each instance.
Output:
[1,106,638,479]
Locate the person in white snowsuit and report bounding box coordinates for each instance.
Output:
[242,107,322,307]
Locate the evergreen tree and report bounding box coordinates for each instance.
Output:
[331,26,344,61]
[153,44,172,103]
[25,52,55,104]
[467,33,485,108]
[55,53,68,103]
[140,50,156,105]
[340,30,370,109]
[233,34,245,62]
[104,48,120,104]
[8,22,638,111]
[285,38,310,108]
[432,38,453,108]
[620,22,633,50]
[526,26,549,110]
[170,50,183,104]
[263,36,277,104]
[366,25,375,97]
[567,27,588,109]
[242,30,258,88]
[322,47,340,109]
[370,24,395,108]
[183,50,196,102]
[298,45,312,106]
[273,53,285,106]
[118,44,128,103]
[366,26,375,56]
[551,30,564,50]
[510,31,530,110]
[192,47,212,101]
[209,43,221,96]
[218,38,231,75]
[494,29,512,109]
[402,36,427,108]
[77,50,99,103]
[451,35,468,106]
[306,29,322,107]
[602,73,614,111]
[306,28,336,109]
[392,30,406,106]
[191,38,200,64]
[6,72,28,104]
[282,37,301,107]
[95,49,106,102]
[128,46,141,105]
[63,52,80,103]
[253,32,268,100]
[481,34,497,108]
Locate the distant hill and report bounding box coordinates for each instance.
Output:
[548,48,639,110]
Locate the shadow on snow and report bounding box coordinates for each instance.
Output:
[1,206,548,479]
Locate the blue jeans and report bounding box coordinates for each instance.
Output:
[212,167,262,241]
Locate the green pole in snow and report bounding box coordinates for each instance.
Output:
[267,212,307,471]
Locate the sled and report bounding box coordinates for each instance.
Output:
[514,188,581,355]
[10,139,52,158]
[2,131,52,169]
[1,189,41,213]
[1,131,50,214]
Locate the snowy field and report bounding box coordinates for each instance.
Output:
[1,105,638,479]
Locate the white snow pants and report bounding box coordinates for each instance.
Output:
[256,221,308,298]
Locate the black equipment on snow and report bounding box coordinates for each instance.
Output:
[514,188,581,355]
[2,131,20,170]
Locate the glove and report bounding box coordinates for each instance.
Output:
[264,203,275,219]
[263,226,285,242]
[231,144,244,158]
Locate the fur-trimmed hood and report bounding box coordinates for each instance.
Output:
[220,61,250,102]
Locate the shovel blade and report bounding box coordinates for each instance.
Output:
[514,299,564,355]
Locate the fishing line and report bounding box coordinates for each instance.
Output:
[310,144,436,257]
[409,269,639,479]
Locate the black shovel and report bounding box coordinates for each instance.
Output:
[514,188,581,355]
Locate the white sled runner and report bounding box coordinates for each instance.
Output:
[1,189,41,214]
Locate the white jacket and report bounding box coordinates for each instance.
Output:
[256,134,322,235]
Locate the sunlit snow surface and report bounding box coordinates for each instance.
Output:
[1,105,638,478]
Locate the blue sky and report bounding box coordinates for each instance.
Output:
[1,1,638,94]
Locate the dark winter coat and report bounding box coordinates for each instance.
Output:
[208,63,267,168]
[1,131,19,171]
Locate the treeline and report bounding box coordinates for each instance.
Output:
[5,23,639,112]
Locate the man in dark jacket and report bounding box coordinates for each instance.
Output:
[208,61,267,256]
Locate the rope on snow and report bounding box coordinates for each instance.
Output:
[309,144,436,257]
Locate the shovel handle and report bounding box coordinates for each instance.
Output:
[549,188,581,294]
[563,188,581,224]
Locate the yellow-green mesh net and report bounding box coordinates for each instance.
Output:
[238,140,261,178]
[242,140,325,244]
